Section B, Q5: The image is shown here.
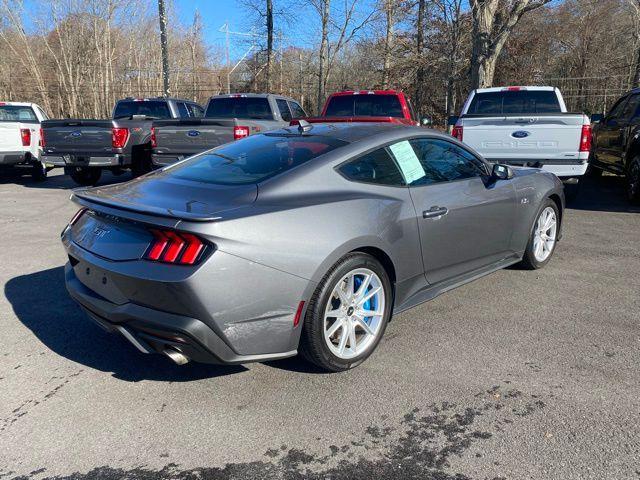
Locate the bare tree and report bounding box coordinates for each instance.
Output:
[628,0,640,87]
[266,0,274,90]
[469,0,551,88]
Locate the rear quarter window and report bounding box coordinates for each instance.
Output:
[113,101,172,119]
[338,148,405,186]
[205,97,274,120]
[0,106,38,122]
[325,95,404,118]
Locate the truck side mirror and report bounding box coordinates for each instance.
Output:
[447,115,459,126]
[420,116,433,127]
[590,113,604,124]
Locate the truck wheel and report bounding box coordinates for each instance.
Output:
[626,156,640,205]
[564,181,581,203]
[66,166,102,186]
[31,159,47,182]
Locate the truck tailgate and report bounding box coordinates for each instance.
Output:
[0,123,22,150]
[154,121,234,155]
[461,115,584,161]
[42,120,113,153]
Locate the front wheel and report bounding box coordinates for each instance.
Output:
[65,166,102,186]
[300,253,393,372]
[519,199,560,270]
[626,156,640,205]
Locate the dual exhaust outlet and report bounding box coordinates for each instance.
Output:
[115,326,190,365]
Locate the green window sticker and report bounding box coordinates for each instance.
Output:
[388,140,426,185]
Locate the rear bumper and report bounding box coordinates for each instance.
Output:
[151,153,185,167]
[487,158,589,179]
[43,153,129,168]
[62,231,309,365]
[0,151,28,166]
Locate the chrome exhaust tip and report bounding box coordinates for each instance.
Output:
[164,347,190,365]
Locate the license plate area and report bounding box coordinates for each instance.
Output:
[74,261,128,305]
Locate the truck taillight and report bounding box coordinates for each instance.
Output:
[452,125,463,141]
[150,127,157,148]
[580,124,592,152]
[20,128,31,147]
[39,128,45,147]
[112,127,129,149]
[145,229,207,265]
[233,126,250,140]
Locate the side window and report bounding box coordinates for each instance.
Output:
[607,97,629,121]
[276,99,292,121]
[288,101,306,118]
[176,102,190,118]
[187,103,204,118]
[403,138,485,186]
[36,107,49,120]
[338,148,405,186]
[619,94,640,122]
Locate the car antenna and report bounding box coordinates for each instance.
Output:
[297,119,313,134]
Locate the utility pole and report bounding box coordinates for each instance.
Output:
[158,0,170,97]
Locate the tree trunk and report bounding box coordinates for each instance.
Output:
[158,0,170,97]
[415,0,425,116]
[634,42,640,88]
[382,0,394,88]
[266,0,273,91]
[317,0,330,114]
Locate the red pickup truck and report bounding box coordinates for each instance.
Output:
[295,90,430,126]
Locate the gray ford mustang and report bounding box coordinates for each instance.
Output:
[62,123,564,372]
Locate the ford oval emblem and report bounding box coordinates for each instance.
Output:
[512,130,530,139]
[187,130,200,137]
[71,131,82,138]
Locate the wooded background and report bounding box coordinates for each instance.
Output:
[1,0,638,123]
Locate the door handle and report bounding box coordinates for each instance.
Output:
[423,206,448,219]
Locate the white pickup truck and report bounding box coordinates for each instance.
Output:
[449,87,592,199]
[0,101,48,180]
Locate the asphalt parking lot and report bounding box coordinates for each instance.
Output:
[0,170,638,480]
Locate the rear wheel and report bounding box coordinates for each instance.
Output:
[131,144,153,177]
[519,199,559,270]
[300,253,392,372]
[626,156,640,205]
[30,158,47,182]
[66,166,102,186]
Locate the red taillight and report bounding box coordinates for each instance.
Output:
[39,127,45,147]
[452,125,463,141]
[20,128,31,147]
[69,208,87,226]
[233,126,250,140]
[580,124,592,152]
[112,127,129,149]
[150,126,157,148]
[293,301,305,327]
[145,229,206,265]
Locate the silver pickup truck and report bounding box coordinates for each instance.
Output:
[151,93,307,167]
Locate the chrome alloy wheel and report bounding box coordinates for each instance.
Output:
[533,206,557,262]
[323,268,385,360]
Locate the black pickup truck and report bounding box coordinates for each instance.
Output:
[590,87,640,204]
[41,97,204,185]
[151,93,306,167]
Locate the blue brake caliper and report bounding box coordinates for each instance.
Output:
[354,275,375,325]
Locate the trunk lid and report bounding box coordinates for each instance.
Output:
[461,114,585,161]
[42,120,114,154]
[74,171,258,221]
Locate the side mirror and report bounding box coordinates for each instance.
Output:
[491,163,514,181]
[590,113,604,124]
[447,115,459,126]
[420,115,433,127]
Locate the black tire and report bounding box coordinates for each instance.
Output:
[625,156,640,205]
[130,143,153,177]
[299,252,393,372]
[563,182,580,203]
[518,198,560,270]
[65,166,102,186]
[586,165,603,178]
[31,159,47,182]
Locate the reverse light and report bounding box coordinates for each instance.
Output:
[112,127,129,149]
[233,125,250,140]
[579,124,592,152]
[20,128,31,147]
[150,126,157,148]
[145,229,207,265]
[452,125,463,141]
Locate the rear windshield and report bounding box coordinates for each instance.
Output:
[324,95,404,118]
[113,101,171,119]
[163,133,348,185]
[205,97,274,120]
[0,106,37,122]
[467,90,561,115]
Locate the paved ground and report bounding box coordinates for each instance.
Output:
[0,169,638,480]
